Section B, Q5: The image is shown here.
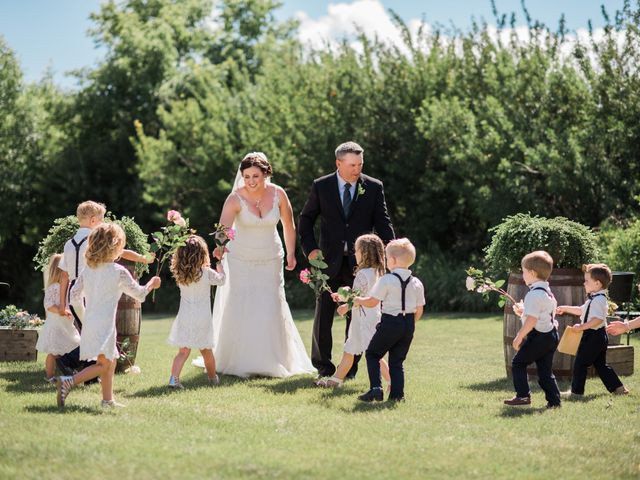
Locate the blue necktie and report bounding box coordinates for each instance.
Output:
[342,183,352,215]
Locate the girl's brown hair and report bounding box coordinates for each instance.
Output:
[85,223,126,268]
[47,254,65,287]
[170,235,210,285]
[354,234,386,277]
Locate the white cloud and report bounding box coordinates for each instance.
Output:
[292,0,626,69]
[294,0,424,53]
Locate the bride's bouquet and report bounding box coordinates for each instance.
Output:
[299,252,331,297]
[465,266,516,308]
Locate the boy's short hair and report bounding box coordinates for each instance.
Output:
[385,238,416,267]
[77,201,106,221]
[521,250,554,280]
[582,263,612,289]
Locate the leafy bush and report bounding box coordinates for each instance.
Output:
[599,219,640,301]
[33,214,151,277]
[413,248,497,313]
[484,214,599,274]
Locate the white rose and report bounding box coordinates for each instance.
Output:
[465,276,475,291]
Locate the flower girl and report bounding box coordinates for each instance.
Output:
[167,235,225,388]
[36,254,81,382]
[317,234,390,388]
[56,223,160,408]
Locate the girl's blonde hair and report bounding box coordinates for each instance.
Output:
[85,223,126,268]
[47,254,65,287]
[170,235,210,285]
[354,234,386,277]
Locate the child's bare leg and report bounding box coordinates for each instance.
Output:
[199,349,217,380]
[72,355,109,385]
[99,357,117,402]
[380,357,390,384]
[333,353,355,380]
[45,354,57,378]
[171,347,191,379]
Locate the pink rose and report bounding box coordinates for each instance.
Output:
[167,210,181,222]
[226,227,236,241]
[299,269,311,284]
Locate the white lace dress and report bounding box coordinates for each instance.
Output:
[196,189,315,378]
[168,267,225,349]
[343,268,382,355]
[35,283,81,355]
[70,263,152,361]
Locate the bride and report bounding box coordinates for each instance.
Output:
[195,152,315,378]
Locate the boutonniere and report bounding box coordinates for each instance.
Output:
[357,184,366,196]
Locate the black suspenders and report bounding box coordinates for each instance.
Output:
[391,273,413,314]
[71,237,88,279]
[530,286,557,329]
[582,293,606,325]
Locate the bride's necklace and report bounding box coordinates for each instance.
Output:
[247,188,267,217]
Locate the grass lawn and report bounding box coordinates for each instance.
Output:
[1,312,638,479]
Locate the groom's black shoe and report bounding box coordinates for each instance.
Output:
[358,388,383,402]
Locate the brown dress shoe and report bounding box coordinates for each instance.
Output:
[503,396,531,406]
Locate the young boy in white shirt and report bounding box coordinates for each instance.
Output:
[354,238,425,402]
[505,250,561,408]
[557,263,629,397]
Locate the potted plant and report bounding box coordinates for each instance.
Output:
[484,213,600,379]
[33,214,151,372]
[0,305,44,361]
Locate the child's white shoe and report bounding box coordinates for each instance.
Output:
[101,399,126,409]
[317,376,343,388]
[209,374,220,386]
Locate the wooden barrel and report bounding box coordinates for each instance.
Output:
[504,268,585,380]
[115,261,142,373]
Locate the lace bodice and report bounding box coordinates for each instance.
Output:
[228,188,284,262]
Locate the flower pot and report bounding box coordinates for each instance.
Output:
[0,327,38,362]
[503,268,585,380]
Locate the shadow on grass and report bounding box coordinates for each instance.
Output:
[24,404,103,415]
[129,374,247,398]
[464,377,513,393]
[499,406,549,417]
[250,375,317,395]
[0,369,52,394]
[349,400,401,413]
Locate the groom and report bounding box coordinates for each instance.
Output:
[299,141,395,378]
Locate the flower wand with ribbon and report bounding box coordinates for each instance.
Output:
[149,210,193,301]
[465,266,516,308]
[209,223,236,263]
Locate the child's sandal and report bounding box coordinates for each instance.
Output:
[324,376,343,388]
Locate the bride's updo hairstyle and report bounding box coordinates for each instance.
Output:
[240,152,273,177]
[171,235,210,285]
[85,223,126,268]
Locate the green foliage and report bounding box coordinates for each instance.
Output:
[484,214,600,274]
[33,215,151,276]
[600,218,640,286]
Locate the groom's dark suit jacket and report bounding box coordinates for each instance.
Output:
[299,172,395,278]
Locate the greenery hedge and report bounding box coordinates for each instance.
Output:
[484,214,599,274]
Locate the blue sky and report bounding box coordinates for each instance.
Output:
[0,0,625,88]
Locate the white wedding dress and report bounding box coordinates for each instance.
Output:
[194,188,315,378]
